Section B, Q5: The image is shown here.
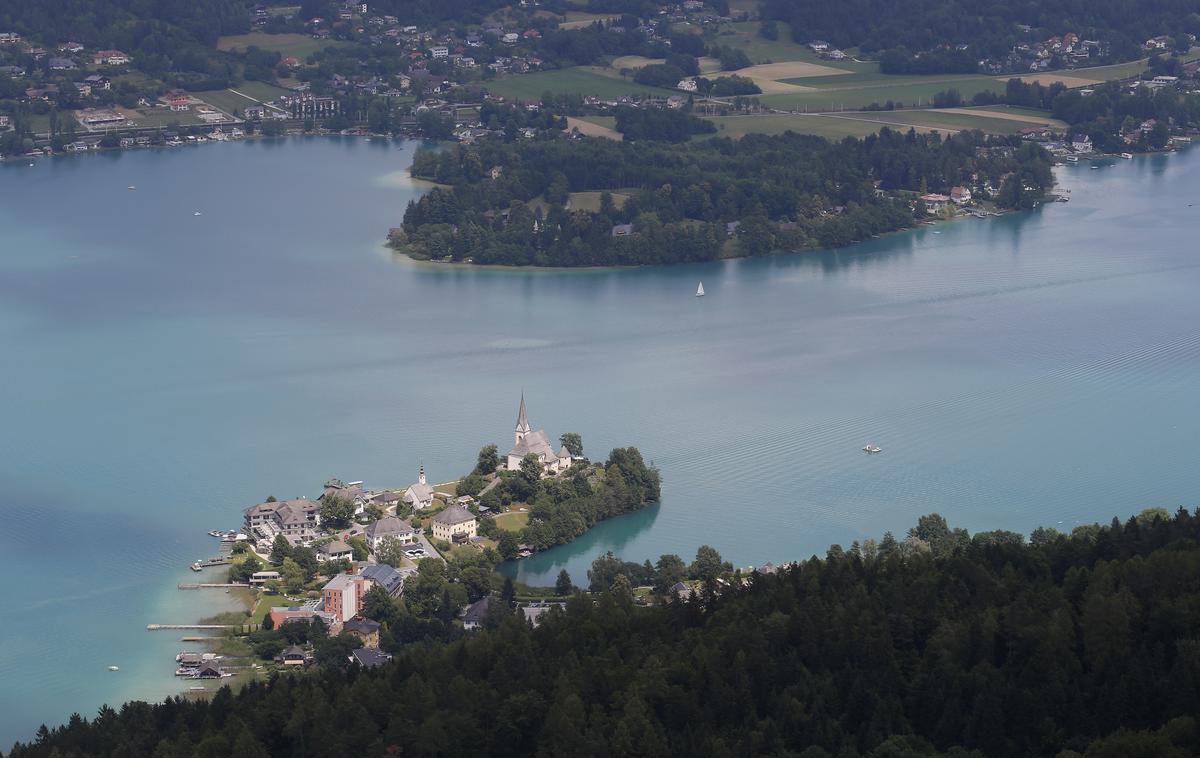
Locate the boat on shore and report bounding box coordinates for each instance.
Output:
[1121,153,1133,159]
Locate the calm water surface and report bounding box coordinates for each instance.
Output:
[2,138,1199,744]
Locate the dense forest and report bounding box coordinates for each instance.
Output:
[9,508,1200,757]
[762,0,1200,71]
[396,129,1053,266]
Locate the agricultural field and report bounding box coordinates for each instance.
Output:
[758,76,1008,111]
[216,32,343,59]
[701,106,1066,140]
[558,11,620,29]
[568,190,631,211]
[485,66,680,100]
[194,86,285,115]
[566,116,622,140]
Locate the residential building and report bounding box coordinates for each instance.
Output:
[430,46,449,58]
[276,645,309,666]
[350,648,391,667]
[316,539,354,563]
[463,596,492,630]
[921,193,950,212]
[249,570,280,586]
[343,618,381,648]
[360,563,408,597]
[950,186,972,205]
[364,516,419,550]
[93,50,131,66]
[519,601,563,628]
[677,78,698,92]
[431,503,477,543]
[322,572,369,622]
[505,395,572,474]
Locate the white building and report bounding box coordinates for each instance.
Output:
[505,395,572,475]
[403,465,434,509]
[431,504,477,543]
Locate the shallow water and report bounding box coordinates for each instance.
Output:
[1,139,1198,744]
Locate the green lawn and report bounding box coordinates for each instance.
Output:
[217,32,343,59]
[568,189,630,211]
[195,89,259,115]
[485,67,681,101]
[760,76,1006,111]
[493,511,530,532]
[831,110,1055,135]
[711,21,874,71]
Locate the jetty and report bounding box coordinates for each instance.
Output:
[147,624,239,630]
[177,583,248,589]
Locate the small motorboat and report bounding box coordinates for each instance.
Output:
[108,665,119,672]
[208,530,223,538]
[862,444,882,454]
[190,562,203,572]
[193,211,202,216]
[127,185,136,190]
[1121,153,1133,159]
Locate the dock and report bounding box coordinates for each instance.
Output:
[147,624,238,630]
[177,583,249,589]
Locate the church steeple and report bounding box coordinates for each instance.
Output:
[515,392,531,444]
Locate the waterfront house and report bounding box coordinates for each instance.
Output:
[431,503,477,543]
[921,193,950,213]
[316,539,354,563]
[950,186,972,205]
[322,483,368,515]
[343,617,381,648]
[402,466,435,509]
[249,570,280,586]
[350,648,392,667]
[360,563,408,597]
[273,499,322,545]
[505,395,572,475]
[322,572,369,622]
[277,645,309,666]
[195,663,223,679]
[364,515,419,550]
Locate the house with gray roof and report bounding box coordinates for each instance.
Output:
[431,503,477,543]
[350,648,391,668]
[360,563,407,597]
[364,516,419,550]
[316,539,353,563]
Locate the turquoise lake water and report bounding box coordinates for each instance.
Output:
[2,137,1199,745]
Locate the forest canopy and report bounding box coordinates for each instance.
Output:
[396,129,1053,266]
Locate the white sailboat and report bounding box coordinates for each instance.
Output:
[696,282,705,297]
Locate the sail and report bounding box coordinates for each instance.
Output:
[696,282,705,297]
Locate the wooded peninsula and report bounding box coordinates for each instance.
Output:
[394,128,1054,267]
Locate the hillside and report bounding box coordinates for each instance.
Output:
[8,509,1200,757]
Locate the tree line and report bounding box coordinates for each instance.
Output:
[762,0,1199,72]
[9,507,1200,756]
[395,128,1053,266]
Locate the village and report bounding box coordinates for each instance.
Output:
[162,394,672,683]
[5,0,1200,161]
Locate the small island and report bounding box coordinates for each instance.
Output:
[171,393,658,684]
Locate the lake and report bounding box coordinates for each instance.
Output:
[2,137,1199,745]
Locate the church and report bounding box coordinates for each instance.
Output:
[506,394,573,476]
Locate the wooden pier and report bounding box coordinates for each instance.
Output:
[177,583,249,589]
